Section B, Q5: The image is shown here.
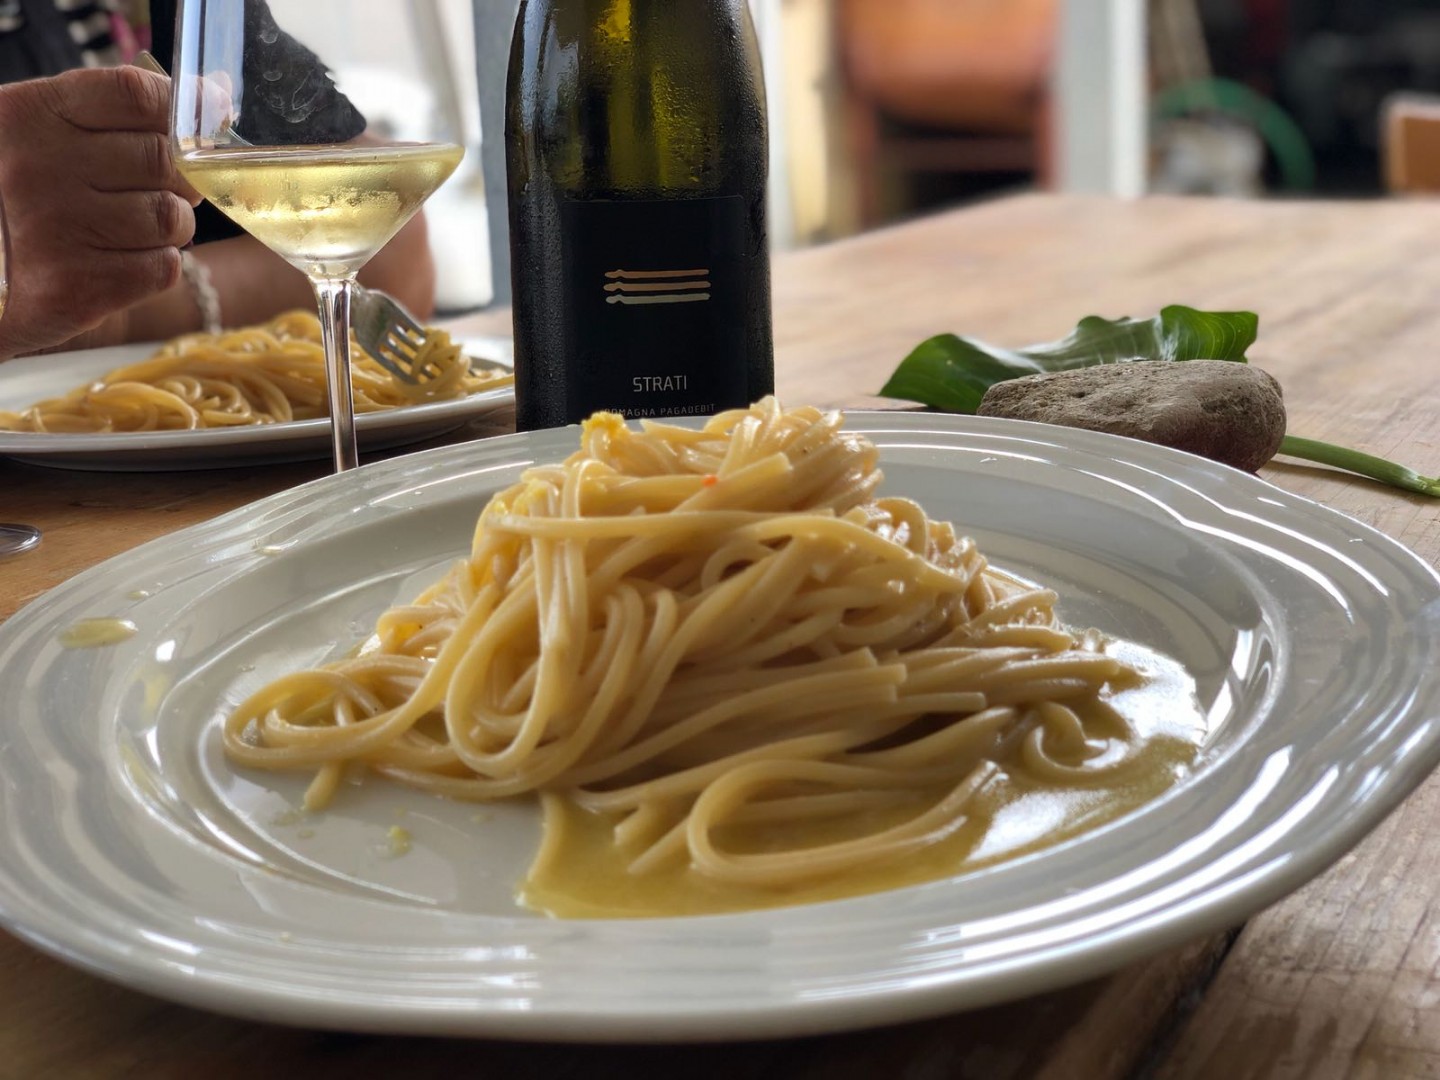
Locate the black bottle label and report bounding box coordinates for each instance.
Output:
[560,195,749,424]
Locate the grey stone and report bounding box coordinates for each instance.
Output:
[976,360,1287,472]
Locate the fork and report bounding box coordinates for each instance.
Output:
[351,285,511,386]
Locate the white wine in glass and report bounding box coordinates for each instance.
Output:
[170,0,464,471]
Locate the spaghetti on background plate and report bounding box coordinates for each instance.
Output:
[0,311,512,434]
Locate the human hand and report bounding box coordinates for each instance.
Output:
[0,67,202,359]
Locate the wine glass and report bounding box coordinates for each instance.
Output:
[170,0,467,471]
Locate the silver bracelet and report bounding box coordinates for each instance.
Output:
[179,250,223,335]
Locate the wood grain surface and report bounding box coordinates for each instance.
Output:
[1,194,1436,1079]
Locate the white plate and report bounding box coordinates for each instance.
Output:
[0,413,1437,1042]
[0,337,514,470]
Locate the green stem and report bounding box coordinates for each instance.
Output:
[1278,435,1440,497]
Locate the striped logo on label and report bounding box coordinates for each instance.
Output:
[604,269,712,305]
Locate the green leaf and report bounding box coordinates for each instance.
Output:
[878,305,1260,413]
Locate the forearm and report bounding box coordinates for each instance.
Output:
[122,213,439,342]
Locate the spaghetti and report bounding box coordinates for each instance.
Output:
[0,310,511,433]
[225,400,1195,911]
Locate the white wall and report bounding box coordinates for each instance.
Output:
[1056,0,1149,197]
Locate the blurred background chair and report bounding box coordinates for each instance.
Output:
[837,0,1057,227]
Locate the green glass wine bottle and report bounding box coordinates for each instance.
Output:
[505,0,774,430]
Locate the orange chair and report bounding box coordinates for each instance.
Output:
[838,0,1057,225]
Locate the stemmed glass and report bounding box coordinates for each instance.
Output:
[170,0,466,471]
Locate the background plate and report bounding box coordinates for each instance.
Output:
[0,337,514,470]
[0,413,1437,1041]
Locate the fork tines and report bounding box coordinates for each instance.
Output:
[353,286,440,386]
[379,321,439,383]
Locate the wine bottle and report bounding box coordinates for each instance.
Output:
[505,0,774,430]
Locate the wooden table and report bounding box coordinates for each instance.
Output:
[2,194,1437,1078]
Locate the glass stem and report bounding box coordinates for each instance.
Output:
[312,275,359,473]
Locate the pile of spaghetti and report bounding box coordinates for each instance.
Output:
[0,311,509,434]
[226,399,1142,888]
